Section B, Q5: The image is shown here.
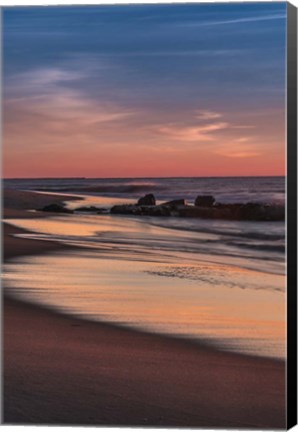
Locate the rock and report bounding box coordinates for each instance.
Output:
[239,203,264,220]
[213,202,285,221]
[110,205,141,215]
[264,205,285,221]
[75,206,99,212]
[39,203,73,214]
[195,195,215,207]
[176,202,285,221]
[145,206,171,216]
[240,203,284,221]
[73,205,109,214]
[110,204,171,217]
[177,205,215,218]
[137,194,156,206]
[161,199,185,208]
[110,201,285,221]
[97,208,109,214]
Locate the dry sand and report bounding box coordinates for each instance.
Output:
[2,189,286,428]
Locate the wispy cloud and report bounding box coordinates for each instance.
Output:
[154,110,261,160]
[5,67,135,124]
[84,49,245,58]
[195,110,222,120]
[157,122,229,142]
[5,68,83,99]
[176,14,286,28]
[4,66,137,159]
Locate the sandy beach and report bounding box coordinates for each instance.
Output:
[3,189,286,428]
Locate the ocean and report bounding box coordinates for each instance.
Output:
[3,176,286,359]
[4,176,285,205]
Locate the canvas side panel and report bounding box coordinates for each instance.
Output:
[287,2,297,429]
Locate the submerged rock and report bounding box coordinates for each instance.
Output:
[161,199,186,208]
[213,202,285,221]
[110,205,140,215]
[75,206,99,212]
[74,206,108,213]
[195,195,215,207]
[137,194,156,206]
[177,205,215,218]
[146,206,171,216]
[39,203,73,214]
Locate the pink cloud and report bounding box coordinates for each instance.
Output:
[157,122,229,142]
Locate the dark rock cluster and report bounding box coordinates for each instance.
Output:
[178,202,284,221]
[110,195,185,217]
[110,204,172,217]
[110,194,285,221]
[39,193,285,222]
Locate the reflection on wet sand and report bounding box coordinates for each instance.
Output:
[4,211,285,359]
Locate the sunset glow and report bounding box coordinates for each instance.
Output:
[3,3,286,178]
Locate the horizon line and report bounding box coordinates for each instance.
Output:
[3,174,286,180]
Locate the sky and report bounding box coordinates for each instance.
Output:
[3,2,287,178]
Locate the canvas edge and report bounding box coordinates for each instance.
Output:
[287,1,298,430]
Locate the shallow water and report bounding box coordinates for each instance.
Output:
[4,249,285,359]
[3,192,286,359]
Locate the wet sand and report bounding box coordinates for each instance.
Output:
[3,189,286,428]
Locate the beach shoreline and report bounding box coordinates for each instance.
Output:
[2,189,286,428]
